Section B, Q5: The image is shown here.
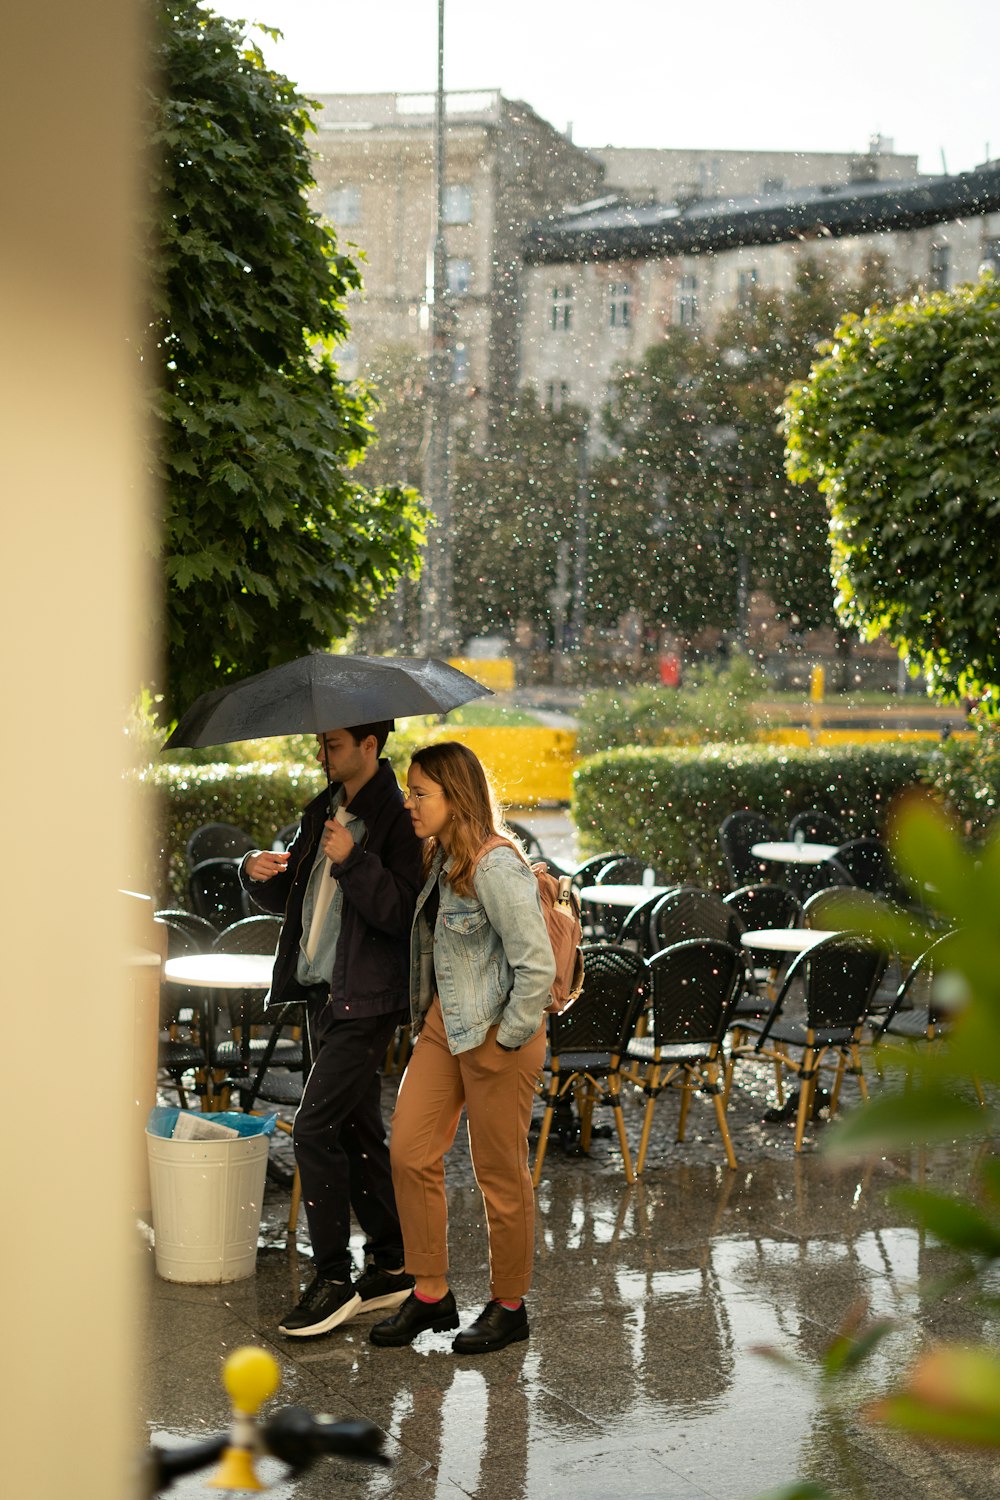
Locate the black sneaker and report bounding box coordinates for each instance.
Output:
[354,1263,415,1315]
[278,1276,361,1338]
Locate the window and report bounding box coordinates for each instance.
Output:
[443,184,473,223]
[608,282,631,328]
[737,268,759,308]
[446,258,471,296]
[452,342,470,386]
[676,274,699,327]
[545,380,571,412]
[929,243,951,290]
[324,185,361,225]
[551,285,574,331]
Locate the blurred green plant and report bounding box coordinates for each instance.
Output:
[575,652,764,755]
[921,712,1000,844]
[753,792,1000,1497]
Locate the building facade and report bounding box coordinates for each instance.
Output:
[309,91,604,416]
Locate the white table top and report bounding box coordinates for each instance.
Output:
[578,883,671,908]
[751,840,839,865]
[163,953,274,989]
[740,927,837,953]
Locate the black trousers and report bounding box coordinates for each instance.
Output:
[293,1004,407,1281]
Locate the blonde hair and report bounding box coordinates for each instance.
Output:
[410,741,527,896]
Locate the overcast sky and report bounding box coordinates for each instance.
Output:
[206,0,997,174]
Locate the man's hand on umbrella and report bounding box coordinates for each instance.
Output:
[245,850,290,882]
[322,817,355,865]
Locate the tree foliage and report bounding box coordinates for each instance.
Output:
[596,256,902,639]
[146,3,424,719]
[783,273,1000,706]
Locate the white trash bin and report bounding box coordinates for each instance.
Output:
[146,1123,271,1283]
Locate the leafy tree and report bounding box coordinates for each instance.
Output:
[597,256,903,643]
[146,3,424,720]
[783,273,1000,707]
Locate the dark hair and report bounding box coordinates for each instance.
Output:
[345,720,395,756]
[409,740,526,896]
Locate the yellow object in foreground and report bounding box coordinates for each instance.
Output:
[209,1347,281,1491]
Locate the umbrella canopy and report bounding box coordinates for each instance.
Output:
[163,654,492,749]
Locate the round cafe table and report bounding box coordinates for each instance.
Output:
[740,927,837,955]
[578,883,671,909]
[164,953,274,989]
[750,840,838,866]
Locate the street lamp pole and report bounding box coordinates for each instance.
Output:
[419,0,454,654]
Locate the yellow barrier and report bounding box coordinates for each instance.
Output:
[448,657,516,693]
[764,728,974,746]
[428,725,577,805]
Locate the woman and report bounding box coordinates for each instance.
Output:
[370,741,555,1354]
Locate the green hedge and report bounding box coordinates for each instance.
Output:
[143,761,326,906]
[571,742,928,890]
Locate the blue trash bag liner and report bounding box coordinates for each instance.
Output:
[147,1106,278,1139]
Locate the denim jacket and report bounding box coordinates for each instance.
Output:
[409,844,556,1054]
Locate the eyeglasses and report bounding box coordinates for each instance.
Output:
[405,787,441,802]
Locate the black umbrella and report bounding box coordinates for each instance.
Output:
[163,653,492,749]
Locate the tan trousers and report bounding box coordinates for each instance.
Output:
[390,997,546,1301]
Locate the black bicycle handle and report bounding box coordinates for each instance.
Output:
[147,1407,387,1493]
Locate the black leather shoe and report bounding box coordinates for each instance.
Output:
[452,1300,529,1354]
[369,1290,459,1347]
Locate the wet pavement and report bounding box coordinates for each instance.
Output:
[142,813,999,1498]
[142,1071,1000,1500]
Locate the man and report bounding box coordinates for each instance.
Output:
[240,720,422,1337]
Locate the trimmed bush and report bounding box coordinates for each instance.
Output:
[571,742,928,890]
[143,761,326,905]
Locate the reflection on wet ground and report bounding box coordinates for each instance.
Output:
[143,1072,1000,1499]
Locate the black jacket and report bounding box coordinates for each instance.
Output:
[240,759,423,1017]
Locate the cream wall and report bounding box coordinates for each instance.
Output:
[1,4,152,1498]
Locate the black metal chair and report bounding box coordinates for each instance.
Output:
[834,837,912,905]
[185,821,256,868]
[787,809,846,845]
[187,857,254,929]
[625,939,745,1171]
[154,908,219,948]
[726,933,889,1151]
[616,892,670,960]
[718,811,781,889]
[532,945,647,1186]
[648,886,745,955]
[208,916,301,1086]
[154,917,209,1108]
[506,820,546,861]
[571,852,627,941]
[874,930,962,1044]
[723,882,802,1010]
[272,821,300,852]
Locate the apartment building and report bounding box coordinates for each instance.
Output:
[521,143,1000,415]
[309,91,604,415]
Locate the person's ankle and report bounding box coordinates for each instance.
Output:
[496,1298,522,1311]
[414,1279,449,1303]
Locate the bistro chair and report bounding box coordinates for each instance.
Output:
[188,857,255,930]
[726,933,889,1152]
[208,916,300,1094]
[648,886,745,955]
[532,944,647,1186]
[185,821,255,869]
[272,821,300,852]
[571,852,626,940]
[787,809,846,845]
[154,917,209,1109]
[624,938,745,1172]
[154,908,219,948]
[506,819,545,861]
[874,929,963,1045]
[718,811,781,889]
[723,881,802,1014]
[834,837,912,906]
[616,892,669,960]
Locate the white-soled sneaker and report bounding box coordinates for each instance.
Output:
[278,1276,361,1337]
[354,1263,415,1315]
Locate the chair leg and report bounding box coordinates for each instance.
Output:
[287,1165,301,1233]
[578,1084,595,1155]
[608,1079,635,1185]
[635,1066,661,1175]
[677,1074,693,1142]
[794,1057,816,1152]
[707,1063,737,1170]
[531,1075,562,1188]
[851,1043,868,1102]
[773,1051,786,1106]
